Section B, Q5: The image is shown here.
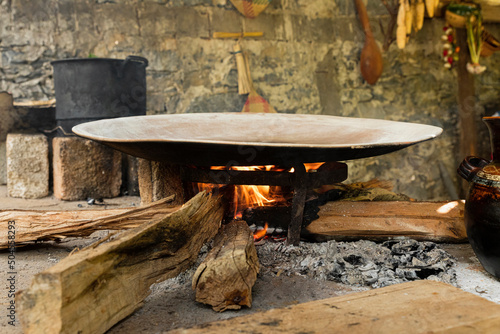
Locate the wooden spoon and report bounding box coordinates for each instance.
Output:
[354,0,383,85]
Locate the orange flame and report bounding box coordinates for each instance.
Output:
[253,222,268,240]
[194,163,325,239]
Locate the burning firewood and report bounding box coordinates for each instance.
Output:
[17,191,225,334]
[192,220,260,312]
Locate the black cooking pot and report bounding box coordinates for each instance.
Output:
[51,56,148,133]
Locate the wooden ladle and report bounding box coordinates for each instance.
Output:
[354,0,383,85]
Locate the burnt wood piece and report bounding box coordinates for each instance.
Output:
[304,201,467,243]
[192,220,259,312]
[138,159,184,205]
[168,280,500,333]
[0,196,177,249]
[242,195,323,230]
[288,163,308,245]
[17,191,224,334]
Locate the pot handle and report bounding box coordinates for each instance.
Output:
[123,55,149,68]
[458,156,489,182]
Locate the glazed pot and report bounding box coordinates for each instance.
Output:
[458,116,500,279]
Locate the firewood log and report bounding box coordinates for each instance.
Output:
[0,195,177,249]
[17,191,224,334]
[192,220,260,312]
[304,201,466,243]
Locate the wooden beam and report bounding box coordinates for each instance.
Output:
[17,191,225,334]
[0,195,177,249]
[169,280,500,333]
[304,201,467,243]
[456,28,478,197]
[192,220,259,312]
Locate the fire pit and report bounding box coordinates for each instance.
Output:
[73,113,442,244]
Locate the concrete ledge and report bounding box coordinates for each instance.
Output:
[7,133,49,199]
[0,142,6,185]
[53,137,122,201]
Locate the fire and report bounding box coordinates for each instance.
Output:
[253,222,268,241]
[195,165,292,219]
[194,163,325,239]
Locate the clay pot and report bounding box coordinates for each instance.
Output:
[458,117,500,279]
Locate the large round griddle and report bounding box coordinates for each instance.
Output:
[72,113,443,166]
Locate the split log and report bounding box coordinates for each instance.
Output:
[304,201,467,243]
[192,220,259,312]
[18,191,225,334]
[169,280,500,333]
[0,195,178,249]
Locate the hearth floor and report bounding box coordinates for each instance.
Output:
[1,185,500,333]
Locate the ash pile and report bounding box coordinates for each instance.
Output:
[256,238,457,288]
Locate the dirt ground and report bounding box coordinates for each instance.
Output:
[1,185,500,333]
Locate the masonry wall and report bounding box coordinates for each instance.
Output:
[1,0,500,200]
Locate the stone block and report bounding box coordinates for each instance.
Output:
[175,7,209,38]
[6,133,49,199]
[0,141,6,185]
[53,137,122,201]
[210,8,242,34]
[0,92,16,142]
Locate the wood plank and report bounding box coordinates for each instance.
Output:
[169,280,500,333]
[0,195,178,249]
[192,220,259,312]
[18,191,225,334]
[304,201,466,242]
[456,27,478,198]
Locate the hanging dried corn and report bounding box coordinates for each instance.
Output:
[405,0,413,35]
[415,0,425,31]
[396,0,407,49]
[425,0,435,18]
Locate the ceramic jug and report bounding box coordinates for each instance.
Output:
[458,116,500,279]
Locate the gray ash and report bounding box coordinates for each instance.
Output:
[256,238,457,288]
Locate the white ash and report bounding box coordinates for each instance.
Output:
[256,238,457,288]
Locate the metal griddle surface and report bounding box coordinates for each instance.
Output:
[72,113,443,166]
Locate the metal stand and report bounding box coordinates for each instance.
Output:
[180,162,348,245]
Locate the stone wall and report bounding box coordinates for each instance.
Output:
[1,0,500,200]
